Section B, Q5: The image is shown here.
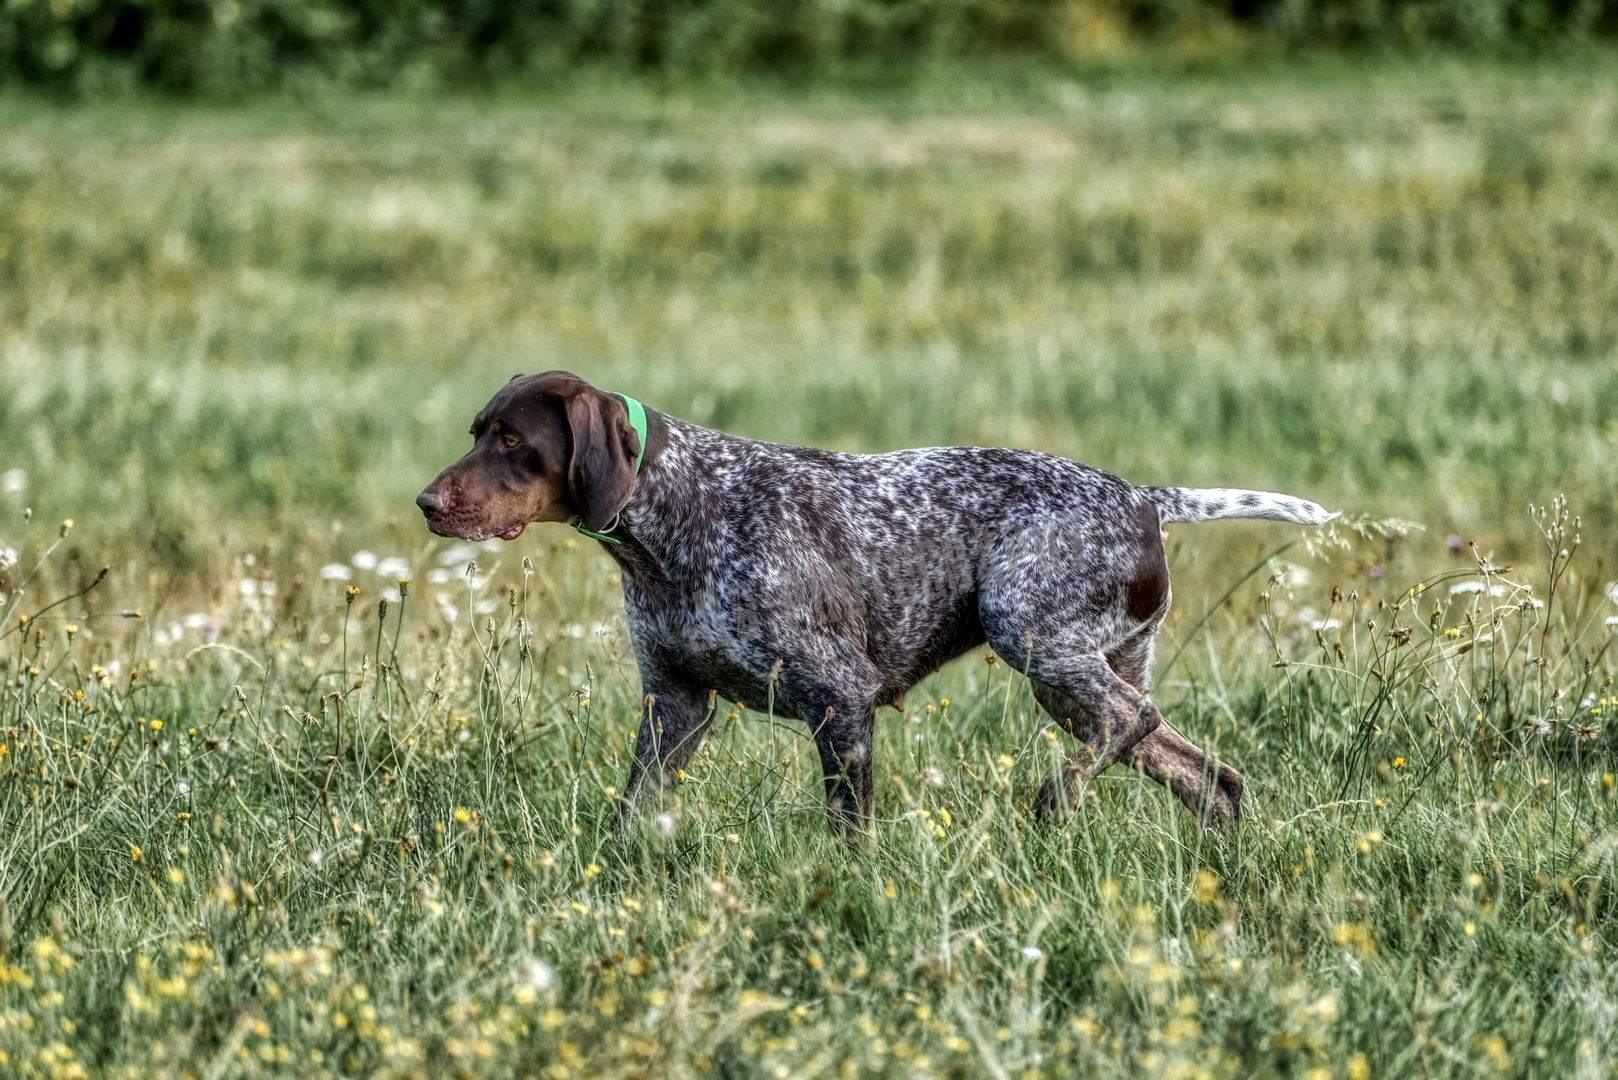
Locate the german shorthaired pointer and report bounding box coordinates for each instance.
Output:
[417,371,1333,837]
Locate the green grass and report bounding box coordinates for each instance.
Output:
[1,59,1617,1077]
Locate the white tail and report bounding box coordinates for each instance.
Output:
[1141,486,1336,526]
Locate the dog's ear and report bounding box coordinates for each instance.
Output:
[564,390,640,532]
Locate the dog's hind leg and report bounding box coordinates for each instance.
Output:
[1105,626,1244,828]
[1130,723,1244,829]
[1020,654,1162,821]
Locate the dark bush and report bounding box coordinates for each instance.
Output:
[0,0,1607,93]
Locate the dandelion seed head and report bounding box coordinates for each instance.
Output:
[319,563,353,581]
[0,468,25,494]
[350,551,378,571]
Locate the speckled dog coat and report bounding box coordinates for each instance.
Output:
[417,372,1334,836]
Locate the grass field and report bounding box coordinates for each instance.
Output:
[2,59,1618,1077]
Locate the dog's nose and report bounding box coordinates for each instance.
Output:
[416,489,445,515]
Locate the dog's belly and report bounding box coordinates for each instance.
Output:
[629,576,984,720]
[626,586,804,717]
[871,589,987,703]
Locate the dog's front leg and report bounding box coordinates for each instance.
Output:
[796,696,878,844]
[617,681,713,837]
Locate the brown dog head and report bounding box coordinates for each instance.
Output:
[416,371,642,542]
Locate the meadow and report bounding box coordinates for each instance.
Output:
[1,58,1618,1077]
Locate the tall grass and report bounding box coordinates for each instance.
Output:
[1,62,1617,1076]
[0,490,1615,1076]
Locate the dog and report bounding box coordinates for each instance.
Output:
[417,371,1333,836]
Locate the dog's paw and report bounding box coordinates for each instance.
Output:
[1200,763,1244,833]
[1034,771,1079,822]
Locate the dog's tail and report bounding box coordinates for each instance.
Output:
[1140,487,1336,526]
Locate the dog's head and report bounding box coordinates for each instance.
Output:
[416,371,642,542]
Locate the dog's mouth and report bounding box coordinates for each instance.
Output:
[423,513,527,543]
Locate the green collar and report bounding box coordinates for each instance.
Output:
[576,392,647,546]
[619,393,648,473]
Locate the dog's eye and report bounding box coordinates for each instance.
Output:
[502,434,520,449]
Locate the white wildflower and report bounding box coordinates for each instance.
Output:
[350,550,378,571]
[319,563,354,581]
[437,543,479,566]
[376,556,410,578]
[426,568,453,585]
[921,767,945,788]
[0,468,24,494]
[517,958,553,992]
[0,546,16,573]
[1021,946,1045,961]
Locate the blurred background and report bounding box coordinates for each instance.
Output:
[0,4,1615,603]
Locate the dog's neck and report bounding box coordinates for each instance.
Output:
[596,412,724,593]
